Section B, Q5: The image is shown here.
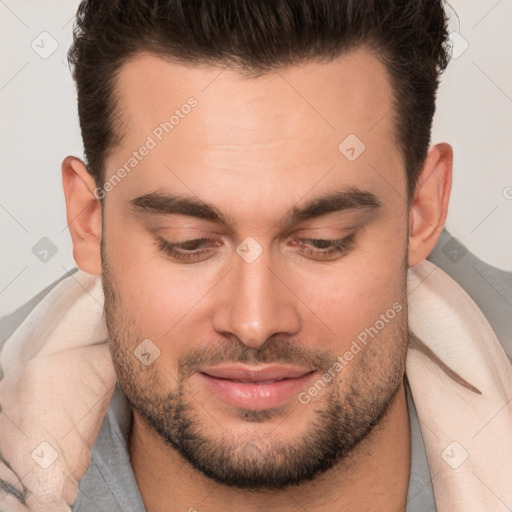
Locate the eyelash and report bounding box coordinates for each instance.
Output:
[155,233,356,263]
[293,234,356,260]
[156,236,217,262]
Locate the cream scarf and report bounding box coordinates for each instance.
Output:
[0,260,511,511]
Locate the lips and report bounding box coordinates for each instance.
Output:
[198,364,313,382]
[196,364,317,410]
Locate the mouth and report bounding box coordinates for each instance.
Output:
[196,364,317,410]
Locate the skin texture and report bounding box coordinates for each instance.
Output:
[62,48,452,511]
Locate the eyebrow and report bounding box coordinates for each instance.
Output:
[129,186,382,229]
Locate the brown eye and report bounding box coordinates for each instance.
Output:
[177,238,211,251]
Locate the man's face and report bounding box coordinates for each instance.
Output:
[101,48,410,488]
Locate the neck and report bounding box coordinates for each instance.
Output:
[130,380,410,512]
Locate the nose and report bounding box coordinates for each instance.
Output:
[211,248,301,349]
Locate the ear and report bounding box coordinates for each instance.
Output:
[61,156,103,275]
[408,143,453,267]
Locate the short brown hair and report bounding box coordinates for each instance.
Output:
[68,0,450,200]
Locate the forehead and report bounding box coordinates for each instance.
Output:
[105,49,403,206]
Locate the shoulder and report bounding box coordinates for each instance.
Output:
[427,229,512,361]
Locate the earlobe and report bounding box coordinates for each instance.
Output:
[61,155,103,275]
[408,143,453,267]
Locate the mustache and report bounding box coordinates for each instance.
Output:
[177,336,335,379]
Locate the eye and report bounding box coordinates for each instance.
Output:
[155,236,220,263]
[154,232,357,264]
[291,233,356,261]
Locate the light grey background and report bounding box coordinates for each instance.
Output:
[1,0,511,316]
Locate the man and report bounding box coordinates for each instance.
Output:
[1,1,511,511]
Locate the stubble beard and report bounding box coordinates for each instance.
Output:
[101,250,409,490]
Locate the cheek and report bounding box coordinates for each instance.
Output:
[294,224,407,347]
[104,217,214,343]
